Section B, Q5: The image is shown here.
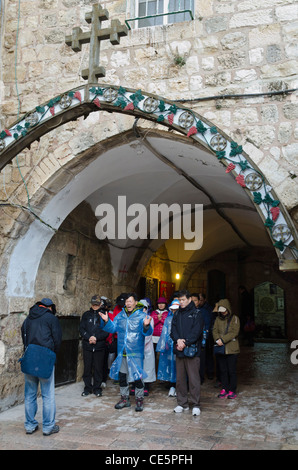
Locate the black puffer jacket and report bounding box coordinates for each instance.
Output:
[79,308,109,351]
[170,300,204,358]
[21,303,62,353]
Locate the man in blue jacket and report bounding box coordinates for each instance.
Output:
[99,293,152,412]
[21,298,62,436]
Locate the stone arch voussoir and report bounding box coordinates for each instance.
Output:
[0,84,297,270]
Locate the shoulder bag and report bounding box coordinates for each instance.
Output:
[19,320,56,379]
[178,311,198,358]
[184,343,198,357]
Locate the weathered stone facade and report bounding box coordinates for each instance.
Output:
[0,0,297,410]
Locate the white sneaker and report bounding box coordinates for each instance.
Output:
[173,405,189,413]
[168,387,177,397]
[192,407,201,416]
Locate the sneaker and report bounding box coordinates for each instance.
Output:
[43,425,59,436]
[135,398,144,412]
[227,391,237,399]
[168,387,177,397]
[173,405,189,413]
[26,425,38,434]
[192,407,201,416]
[115,397,131,409]
[81,391,91,397]
[94,390,102,397]
[218,389,228,399]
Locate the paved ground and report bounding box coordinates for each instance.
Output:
[0,342,298,452]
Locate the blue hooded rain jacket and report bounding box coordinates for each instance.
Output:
[156,309,176,382]
[103,306,153,382]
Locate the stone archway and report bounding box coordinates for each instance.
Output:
[1,84,297,302]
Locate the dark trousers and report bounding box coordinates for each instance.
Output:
[200,339,215,381]
[176,356,201,408]
[119,372,143,390]
[206,337,215,378]
[217,354,238,392]
[82,349,105,393]
[199,347,206,383]
[102,344,109,383]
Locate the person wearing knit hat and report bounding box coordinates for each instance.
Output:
[150,297,169,374]
[79,296,109,398]
[21,297,62,435]
[213,299,240,399]
[151,297,168,345]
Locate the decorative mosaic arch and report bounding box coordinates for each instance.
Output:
[0,84,297,265]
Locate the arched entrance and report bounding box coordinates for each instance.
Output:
[1,85,298,409]
[1,85,297,304]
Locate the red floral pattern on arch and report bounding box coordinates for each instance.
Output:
[226,163,236,173]
[124,102,134,111]
[270,206,280,221]
[93,98,101,108]
[187,126,197,137]
[236,174,246,187]
[167,113,174,125]
[74,91,82,102]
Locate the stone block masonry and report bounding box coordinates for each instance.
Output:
[0,0,298,411]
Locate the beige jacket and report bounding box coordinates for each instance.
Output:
[213,299,240,355]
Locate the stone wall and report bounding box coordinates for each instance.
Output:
[0,0,297,217]
[35,201,113,314]
[0,0,297,301]
[0,0,298,409]
[0,200,114,411]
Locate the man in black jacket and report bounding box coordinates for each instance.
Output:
[79,295,109,397]
[170,290,204,416]
[21,297,62,435]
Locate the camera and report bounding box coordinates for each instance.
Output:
[99,296,111,313]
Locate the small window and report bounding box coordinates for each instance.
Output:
[138,0,164,27]
[127,0,194,29]
[168,0,193,24]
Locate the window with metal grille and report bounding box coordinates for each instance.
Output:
[125,0,194,29]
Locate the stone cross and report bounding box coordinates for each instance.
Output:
[65,3,128,83]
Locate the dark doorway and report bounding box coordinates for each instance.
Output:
[137,276,159,307]
[55,316,80,386]
[207,269,226,308]
[254,282,286,340]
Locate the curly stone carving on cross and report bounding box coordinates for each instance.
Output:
[65,3,128,83]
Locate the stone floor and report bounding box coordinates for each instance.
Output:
[0,342,298,452]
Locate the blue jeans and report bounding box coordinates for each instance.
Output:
[24,367,56,433]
